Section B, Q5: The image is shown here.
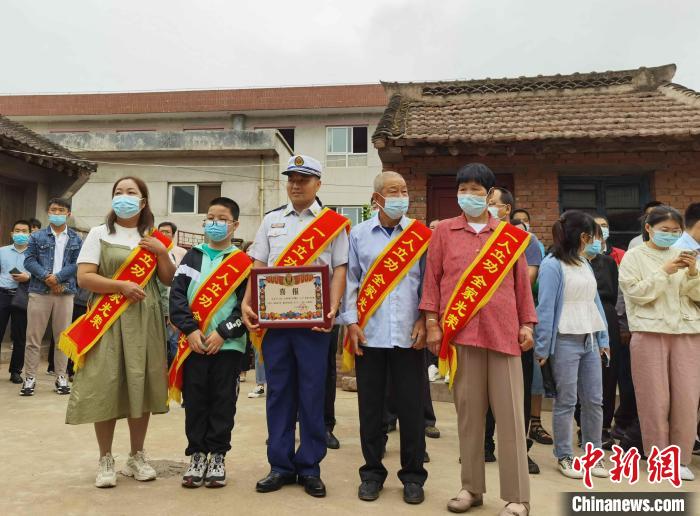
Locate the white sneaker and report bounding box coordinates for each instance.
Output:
[122,450,156,481]
[182,452,208,488]
[205,453,226,488]
[444,373,450,384]
[428,365,441,382]
[680,465,695,481]
[95,453,117,488]
[591,458,609,478]
[55,375,70,395]
[558,456,583,479]
[248,385,265,398]
[20,376,36,396]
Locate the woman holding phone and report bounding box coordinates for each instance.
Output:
[619,205,700,482]
[66,176,176,488]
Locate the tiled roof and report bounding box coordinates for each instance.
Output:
[373,64,700,145]
[0,114,96,171]
[0,84,387,117]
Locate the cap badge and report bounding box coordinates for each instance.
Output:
[294,156,304,167]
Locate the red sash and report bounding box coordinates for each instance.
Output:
[167,249,253,403]
[341,220,432,371]
[439,222,530,387]
[250,207,350,357]
[58,230,172,369]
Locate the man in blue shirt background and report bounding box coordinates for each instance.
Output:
[0,219,32,384]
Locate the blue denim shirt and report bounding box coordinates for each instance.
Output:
[534,255,609,359]
[23,227,83,295]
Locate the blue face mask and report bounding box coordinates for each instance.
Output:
[48,214,67,226]
[651,230,681,248]
[112,195,142,219]
[487,206,502,220]
[204,221,231,242]
[378,195,409,219]
[601,227,610,241]
[584,239,603,256]
[12,233,29,245]
[458,194,488,217]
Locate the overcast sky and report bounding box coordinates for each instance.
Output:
[3,0,699,94]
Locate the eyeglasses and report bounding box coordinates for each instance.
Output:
[202,219,234,227]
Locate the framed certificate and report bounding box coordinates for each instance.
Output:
[250,265,331,329]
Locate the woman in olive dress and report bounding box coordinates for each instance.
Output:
[66,176,175,488]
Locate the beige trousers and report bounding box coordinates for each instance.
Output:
[452,345,530,503]
[24,293,73,377]
[630,332,700,465]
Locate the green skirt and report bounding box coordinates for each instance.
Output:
[66,240,169,425]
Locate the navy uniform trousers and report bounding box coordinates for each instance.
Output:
[263,327,330,477]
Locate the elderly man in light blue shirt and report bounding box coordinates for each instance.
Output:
[341,171,428,505]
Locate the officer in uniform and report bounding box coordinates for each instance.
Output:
[243,155,349,498]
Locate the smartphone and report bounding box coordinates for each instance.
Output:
[680,250,698,257]
[601,352,610,368]
[9,267,21,275]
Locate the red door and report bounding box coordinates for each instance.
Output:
[427,174,514,223]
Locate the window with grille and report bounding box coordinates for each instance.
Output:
[559,176,649,249]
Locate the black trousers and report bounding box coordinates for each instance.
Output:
[324,325,339,431]
[383,349,437,428]
[357,346,427,485]
[485,348,533,451]
[183,350,242,455]
[0,291,27,374]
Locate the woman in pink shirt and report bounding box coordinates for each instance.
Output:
[422,163,537,516]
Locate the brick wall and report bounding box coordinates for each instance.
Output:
[386,150,700,245]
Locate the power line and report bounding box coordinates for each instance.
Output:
[0,147,376,189]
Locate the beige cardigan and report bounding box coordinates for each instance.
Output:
[619,245,700,334]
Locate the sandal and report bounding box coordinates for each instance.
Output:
[499,502,530,516]
[529,423,553,445]
[447,490,483,513]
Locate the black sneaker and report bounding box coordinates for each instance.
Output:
[205,453,226,488]
[529,423,554,445]
[20,376,36,396]
[527,455,540,474]
[601,429,614,450]
[9,372,23,384]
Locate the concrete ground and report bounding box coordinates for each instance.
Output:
[0,364,696,516]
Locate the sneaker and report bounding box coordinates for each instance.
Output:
[46,369,56,376]
[444,373,450,384]
[248,385,265,398]
[9,372,23,384]
[55,375,71,395]
[558,456,583,479]
[680,465,695,481]
[692,440,700,456]
[529,423,554,445]
[95,453,117,488]
[610,425,627,441]
[601,429,614,451]
[182,452,208,488]
[20,376,36,396]
[591,458,609,478]
[122,450,156,481]
[205,453,226,487]
[527,455,540,474]
[428,365,440,382]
